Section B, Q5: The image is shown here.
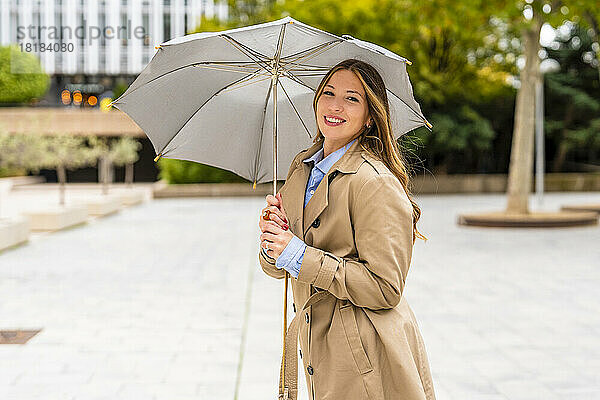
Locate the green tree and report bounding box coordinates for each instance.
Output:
[110,137,142,187]
[40,135,98,205]
[0,45,49,104]
[544,22,600,171]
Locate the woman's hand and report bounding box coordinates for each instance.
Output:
[259,220,294,260]
[259,192,292,260]
[260,193,288,229]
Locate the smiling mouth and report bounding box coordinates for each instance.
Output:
[323,115,346,125]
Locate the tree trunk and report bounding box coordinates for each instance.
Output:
[100,155,113,195]
[505,19,542,214]
[57,164,66,206]
[552,141,570,172]
[551,104,574,172]
[125,163,134,187]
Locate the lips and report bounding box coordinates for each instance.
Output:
[323,115,346,126]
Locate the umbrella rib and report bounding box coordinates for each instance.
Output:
[192,63,269,75]
[281,40,344,68]
[157,71,261,157]
[220,34,272,75]
[280,39,342,65]
[220,74,274,94]
[284,72,328,77]
[279,79,313,139]
[253,78,274,185]
[283,70,317,93]
[274,23,286,63]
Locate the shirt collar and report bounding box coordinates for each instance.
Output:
[303,137,358,175]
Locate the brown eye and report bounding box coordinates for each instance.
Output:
[348,96,359,102]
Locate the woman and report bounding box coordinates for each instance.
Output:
[258,59,436,400]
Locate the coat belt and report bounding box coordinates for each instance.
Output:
[278,289,330,400]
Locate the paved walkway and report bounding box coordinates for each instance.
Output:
[0,192,599,400]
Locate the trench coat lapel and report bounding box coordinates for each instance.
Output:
[281,138,367,239]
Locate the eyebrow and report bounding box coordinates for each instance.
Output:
[325,84,364,98]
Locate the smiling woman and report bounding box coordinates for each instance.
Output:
[316,69,373,158]
[258,59,435,400]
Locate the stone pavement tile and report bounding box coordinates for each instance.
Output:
[70,382,125,400]
[553,388,600,400]
[113,382,214,400]
[0,384,77,400]
[492,379,562,400]
[435,372,506,399]
[467,349,535,382]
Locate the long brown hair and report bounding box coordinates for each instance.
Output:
[312,59,427,244]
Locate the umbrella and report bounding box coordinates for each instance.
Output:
[110,15,430,398]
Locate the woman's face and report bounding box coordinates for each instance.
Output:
[316,69,371,144]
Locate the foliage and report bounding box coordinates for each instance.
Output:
[543,22,600,170]
[39,135,98,171]
[185,0,600,175]
[0,132,47,174]
[0,45,50,104]
[112,81,129,100]
[157,158,248,184]
[110,137,142,166]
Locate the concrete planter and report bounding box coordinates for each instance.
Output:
[21,205,88,231]
[86,195,121,216]
[119,190,145,206]
[0,217,29,252]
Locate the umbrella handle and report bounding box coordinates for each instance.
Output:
[282,270,289,389]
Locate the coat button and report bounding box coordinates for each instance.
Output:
[307,365,314,375]
[311,218,320,228]
[305,312,309,323]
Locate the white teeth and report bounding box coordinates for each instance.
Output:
[325,116,344,123]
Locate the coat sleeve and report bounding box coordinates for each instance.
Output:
[259,247,286,279]
[296,173,414,310]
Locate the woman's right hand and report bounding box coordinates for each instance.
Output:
[259,193,289,232]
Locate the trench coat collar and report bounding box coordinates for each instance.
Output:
[283,136,369,239]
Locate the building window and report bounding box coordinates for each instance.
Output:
[163,12,170,40]
[142,13,149,45]
[121,13,128,45]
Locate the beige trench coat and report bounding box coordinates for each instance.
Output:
[259,138,436,400]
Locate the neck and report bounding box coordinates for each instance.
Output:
[323,136,357,158]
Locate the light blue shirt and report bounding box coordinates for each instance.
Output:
[275,138,357,278]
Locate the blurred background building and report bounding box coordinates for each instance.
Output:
[0,0,229,106]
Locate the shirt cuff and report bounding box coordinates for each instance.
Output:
[276,234,306,278]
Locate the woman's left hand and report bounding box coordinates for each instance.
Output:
[260,220,294,260]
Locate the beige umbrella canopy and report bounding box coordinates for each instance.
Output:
[110,15,430,398]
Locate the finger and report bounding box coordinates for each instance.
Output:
[265,205,287,224]
[259,218,285,233]
[270,213,288,228]
[266,194,281,207]
[260,231,277,242]
[262,221,284,234]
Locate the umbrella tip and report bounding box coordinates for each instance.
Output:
[154,153,163,162]
[425,121,433,129]
[406,60,412,65]
[253,181,256,190]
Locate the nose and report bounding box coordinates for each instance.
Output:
[328,97,343,112]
